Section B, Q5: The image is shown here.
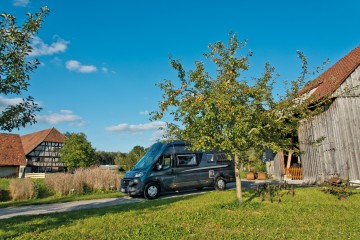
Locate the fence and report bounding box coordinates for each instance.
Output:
[24,173,46,179]
[285,167,303,180]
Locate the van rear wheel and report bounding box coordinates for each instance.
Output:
[215,177,226,191]
[144,182,160,200]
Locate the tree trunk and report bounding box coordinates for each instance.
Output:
[234,154,242,202]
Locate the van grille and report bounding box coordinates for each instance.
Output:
[121,179,131,187]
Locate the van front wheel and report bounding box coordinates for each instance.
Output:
[144,182,160,200]
[215,177,226,191]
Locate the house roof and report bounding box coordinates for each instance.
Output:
[0,133,26,166]
[298,45,360,101]
[21,128,66,155]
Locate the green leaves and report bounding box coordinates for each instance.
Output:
[0,7,49,131]
[0,96,41,131]
[60,133,97,170]
[152,33,325,163]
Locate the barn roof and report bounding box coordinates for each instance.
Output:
[298,45,360,101]
[0,133,26,166]
[21,128,65,155]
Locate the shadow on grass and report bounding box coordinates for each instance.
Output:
[0,194,198,239]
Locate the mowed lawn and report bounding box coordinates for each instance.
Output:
[0,188,359,239]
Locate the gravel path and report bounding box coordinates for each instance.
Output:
[0,197,144,220]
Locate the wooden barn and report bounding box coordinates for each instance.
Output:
[297,45,360,184]
[268,45,360,184]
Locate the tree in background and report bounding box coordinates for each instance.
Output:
[117,146,147,171]
[0,7,49,131]
[95,151,118,165]
[151,34,323,202]
[60,132,97,171]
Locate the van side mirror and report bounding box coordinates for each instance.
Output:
[155,162,162,171]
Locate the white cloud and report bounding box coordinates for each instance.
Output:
[36,110,85,126]
[151,128,167,141]
[105,121,166,134]
[0,96,41,111]
[66,60,97,73]
[0,96,23,110]
[139,110,150,115]
[101,67,108,73]
[13,0,29,7]
[50,57,62,66]
[29,36,70,57]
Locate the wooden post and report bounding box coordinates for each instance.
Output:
[286,152,293,169]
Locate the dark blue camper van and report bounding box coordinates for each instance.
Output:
[120,141,235,199]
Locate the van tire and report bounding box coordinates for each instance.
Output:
[144,182,160,200]
[214,177,226,191]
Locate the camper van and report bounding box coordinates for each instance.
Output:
[120,141,235,199]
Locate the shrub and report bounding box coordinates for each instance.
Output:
[9,178,36,200]
[78,168,120,192]
[44,168,120,196]
[45,173,79,196]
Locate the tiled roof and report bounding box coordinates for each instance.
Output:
[0,133,26,166]
[298,45,360,101]
[21,128,65,155]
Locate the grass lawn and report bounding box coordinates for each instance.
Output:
[0,187,359,239]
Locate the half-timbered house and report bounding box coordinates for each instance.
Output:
[21,128,66,173]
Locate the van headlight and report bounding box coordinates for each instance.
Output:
[134,172,144,178]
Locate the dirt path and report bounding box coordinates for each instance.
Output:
[0,197,144,220]
[0,180,288,220]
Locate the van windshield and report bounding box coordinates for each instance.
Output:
[132,142,163,170]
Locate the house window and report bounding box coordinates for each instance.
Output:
[177,154,197,167]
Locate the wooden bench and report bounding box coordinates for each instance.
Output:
[25,173,46,179]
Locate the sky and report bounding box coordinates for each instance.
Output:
[1,0,360,153]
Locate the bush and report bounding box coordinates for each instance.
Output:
[9,178,36,200]
[44,168,120,196]
[77,168,120,192]
[45,173,80,196]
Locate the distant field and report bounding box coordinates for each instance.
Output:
[0,188,359,239]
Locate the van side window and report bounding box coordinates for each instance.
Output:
[162,155,171,170]
[206,154,214,162]
[177,154,197,167]
[215,153,229,162]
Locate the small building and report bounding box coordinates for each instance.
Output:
[21,128,66,173]
[298,45,360,183]
[268,45,360,184]
[0,133,27,178]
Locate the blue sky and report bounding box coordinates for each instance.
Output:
[1,0,360,152]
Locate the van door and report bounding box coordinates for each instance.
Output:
[151,155,176,191]
[172,153,200,189]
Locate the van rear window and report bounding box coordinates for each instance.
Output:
[177,154,197,166]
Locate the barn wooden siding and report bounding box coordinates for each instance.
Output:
[298,66,360,184]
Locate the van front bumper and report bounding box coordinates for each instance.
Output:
[120,178,144,196]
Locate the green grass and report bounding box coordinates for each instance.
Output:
[0,188,359,239]
[0,178,10,190]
